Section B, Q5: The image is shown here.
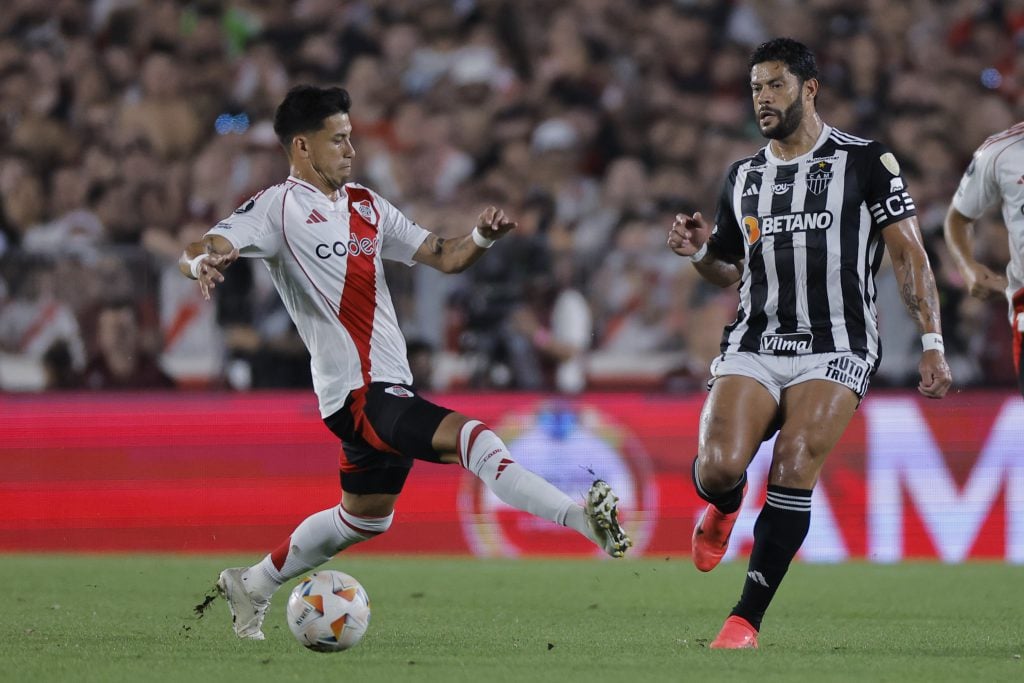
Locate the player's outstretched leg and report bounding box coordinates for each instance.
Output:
[710,615,759,649]
[216,567,270,640]
[459,420,631,557]
[585,479,633,558]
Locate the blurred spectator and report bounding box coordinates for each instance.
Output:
[508,253,594,394]
[143,222,226,388]
[117,50,203,160]
[0,258,86,390]
[83,299,173,390]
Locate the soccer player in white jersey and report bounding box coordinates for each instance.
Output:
[945,123,1024,395]
[666,39,951,649]
[180,85,631,641]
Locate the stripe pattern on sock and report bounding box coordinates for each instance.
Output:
[338,503,393,536]
[458,420,488,470]
[765,488,813,512]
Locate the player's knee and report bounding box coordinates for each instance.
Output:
[696,448,747,493]
[771,437,825,488]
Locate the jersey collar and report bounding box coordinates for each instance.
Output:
[287,175,341,199]
[764,124,832,165]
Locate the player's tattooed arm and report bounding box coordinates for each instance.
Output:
[413,206,517,273]
[427,234,445,256]
[414,232,478,273]
[884,217,942,334]
[885,215,952,398]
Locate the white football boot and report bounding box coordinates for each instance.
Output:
[585,480,633,558]
[216,567,270,640]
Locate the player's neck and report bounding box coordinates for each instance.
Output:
[770,115,824,162]
[290,166,342,200]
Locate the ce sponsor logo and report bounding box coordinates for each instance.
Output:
[314,235,380,259]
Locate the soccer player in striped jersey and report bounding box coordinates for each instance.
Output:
[181,85,631,641]
[667,38,951,649]
[945,123,1024,396]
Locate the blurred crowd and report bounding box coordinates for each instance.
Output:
[0,0,1020,393]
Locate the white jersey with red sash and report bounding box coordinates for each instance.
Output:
[206,177,429,417]
[953,122,1024,318]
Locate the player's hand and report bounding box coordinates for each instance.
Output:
[917,349,952,398]
[197,248,239,301]
[475,206,517,242]
[963,262,1008,301]
[667,212,711,258]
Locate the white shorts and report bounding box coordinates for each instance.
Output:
[708,351,872,404]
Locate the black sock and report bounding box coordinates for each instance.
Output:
[730,484,812,631]
[691,456,746,514]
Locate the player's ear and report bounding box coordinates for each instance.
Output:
[293,135,310,158]
[804,77,819,102]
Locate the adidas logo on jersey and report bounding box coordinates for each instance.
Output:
[742,184,760,197]
[305,209,327,224]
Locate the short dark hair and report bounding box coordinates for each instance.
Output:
[272,85,352,147]
[748,38,818,83]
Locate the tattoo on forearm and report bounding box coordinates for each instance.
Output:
[900,263,942,329]
[431,236,445,255]
[901,279,922,317]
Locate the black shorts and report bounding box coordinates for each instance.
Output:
[323,383,453,495]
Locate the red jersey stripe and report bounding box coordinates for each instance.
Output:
[338,186,379,386]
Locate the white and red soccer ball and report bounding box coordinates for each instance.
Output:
[286,570,371,652]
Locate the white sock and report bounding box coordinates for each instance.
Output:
[459,420,590,538]
[242,504,393,599]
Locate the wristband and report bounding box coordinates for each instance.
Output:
[921,333,944,353]
[471,227,495,249]
[188,253,209,279]
[690,242,709,263]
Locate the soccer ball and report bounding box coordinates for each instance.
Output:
[286,570,371,652]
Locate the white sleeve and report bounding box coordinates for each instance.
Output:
[369,190,430,265]
[205,189,284,258]
[952,143,1001,220]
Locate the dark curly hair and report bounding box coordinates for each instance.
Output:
[748,38,818,83]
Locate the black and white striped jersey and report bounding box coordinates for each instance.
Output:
[707,125,916,368]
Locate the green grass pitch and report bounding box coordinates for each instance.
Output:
[0,555,1020,682]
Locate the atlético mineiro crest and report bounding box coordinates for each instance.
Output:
[806,160,833,195]
[353,199,377,226]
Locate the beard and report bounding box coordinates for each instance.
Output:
[759,96,804,140]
